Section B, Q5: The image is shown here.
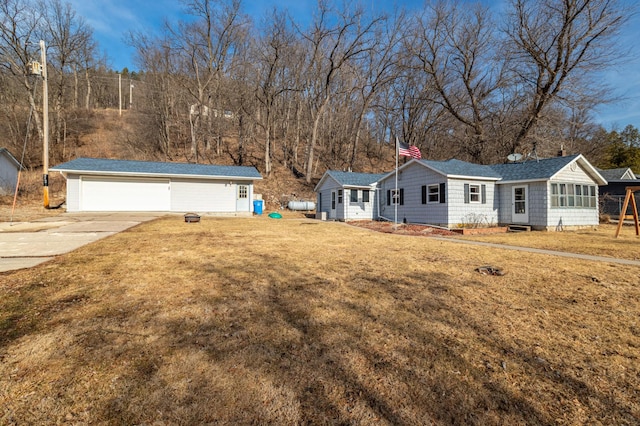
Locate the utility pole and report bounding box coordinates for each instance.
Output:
[40,40,50,209]
[129,80,133,110]
[118,73,122,116]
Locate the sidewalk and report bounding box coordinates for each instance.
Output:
[431,236,640,267]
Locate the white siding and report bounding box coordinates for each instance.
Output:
[344,188,377,220]
[316,176,343,220]
[378,164,497,227]
[315,175,379,220]
[170,178,239,213]
[497,182,547,228]
[63,174,253,214]
[447,179,498,227]
[379,164,449,225]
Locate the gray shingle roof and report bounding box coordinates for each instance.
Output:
[326,170,387,187]
[597,167,636,181]
[50,157,262,179]
[419,158,502,179]
[490,154,580,181]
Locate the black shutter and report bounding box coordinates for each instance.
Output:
[421,185,427,204]
[387,189,391,206]
[464,184,470,204]
[481,184,487,204]
[439,183,446,203]
[400,188,404,205]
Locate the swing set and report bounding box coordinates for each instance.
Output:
[614,186,640,238]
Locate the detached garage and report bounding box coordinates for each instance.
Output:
[50,157,262,214]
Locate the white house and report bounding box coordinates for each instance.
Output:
[323,154,606,230]
[314,171,387,221]
[0,148,22,195]
[50,157,262,214]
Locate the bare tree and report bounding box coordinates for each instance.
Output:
[0,0,45,154]
[406,1,508,162]
[299,1,381,182]
[504,0,629,155]
[253,9,295,176]
[43,0,94,160]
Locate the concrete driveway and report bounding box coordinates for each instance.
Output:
[0,212,164,273]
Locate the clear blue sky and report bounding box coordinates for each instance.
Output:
[67,0,640,131]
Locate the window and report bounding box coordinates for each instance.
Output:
[362,190,370,203]
[387,188,404,205]
[428,184,440,203]
[464,183,486,204]
[350,189,358,203]
[469,185,480,203]
[331,192,336,209]
[550,183,597,209]
[338,189,343,204]
[559,184,567,207]
[567,184,575,207]
[238,185,248,198]
[391,189,400,205]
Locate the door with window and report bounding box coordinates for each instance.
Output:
[236,184,250,211]
[512,185,528,223]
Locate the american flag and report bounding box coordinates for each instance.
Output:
[398,140,422,159]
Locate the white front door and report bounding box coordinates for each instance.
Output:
[512,185,528,223]
[236,184,250,211]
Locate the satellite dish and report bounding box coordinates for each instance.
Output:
[507,153,523,162]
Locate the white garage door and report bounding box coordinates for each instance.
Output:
[81,177,170,211]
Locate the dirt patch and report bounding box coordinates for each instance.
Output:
[348,220,458,236]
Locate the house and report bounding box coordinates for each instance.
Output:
[597,167,640,218]
[377,159,502,227]
[50,157,262,214]
[373,154,606,230]
[490,155,606,230]
[0,148,22,195]
[314,170,386,220]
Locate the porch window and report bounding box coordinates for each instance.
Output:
[550,183,597,209]
[362,190,370,203]
[350,189,358,203]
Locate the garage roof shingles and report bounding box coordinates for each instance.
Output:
[51,157,262,179]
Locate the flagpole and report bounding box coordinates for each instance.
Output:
[395,136,398,226]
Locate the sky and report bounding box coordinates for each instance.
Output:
[66,0,640,131]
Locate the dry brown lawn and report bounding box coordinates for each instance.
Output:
[1,217,639,425]
[460,223,640,261]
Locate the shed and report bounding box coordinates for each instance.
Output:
[50,157,262,214]
[0,148,22,195]
[314,170,386,220]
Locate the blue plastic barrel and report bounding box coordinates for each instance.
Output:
[253,200,263,215]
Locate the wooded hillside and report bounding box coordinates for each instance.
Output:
[2,0,639,201]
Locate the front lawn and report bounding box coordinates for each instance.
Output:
[1,217,638,424]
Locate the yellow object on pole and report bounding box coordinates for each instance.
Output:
[40,40,50,209]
